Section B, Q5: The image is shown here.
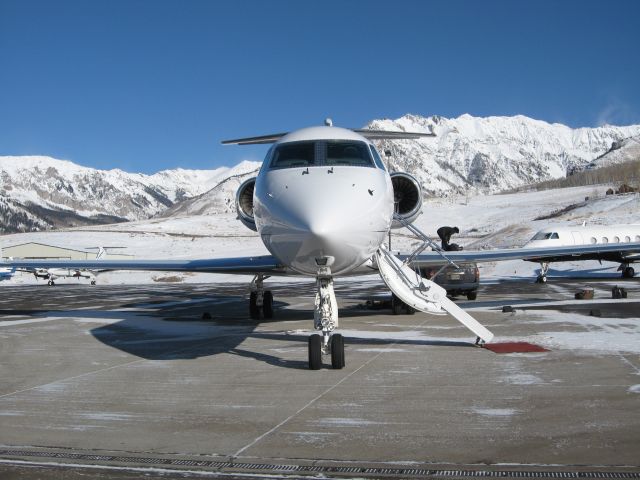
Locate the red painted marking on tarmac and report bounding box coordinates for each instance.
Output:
[483,342,549,354]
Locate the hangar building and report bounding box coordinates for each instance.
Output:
[1,242,134,260]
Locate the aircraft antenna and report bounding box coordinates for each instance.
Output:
[324,118,333,127]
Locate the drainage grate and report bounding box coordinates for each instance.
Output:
[1,449,639,479]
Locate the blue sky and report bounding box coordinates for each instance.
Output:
[1,0,639,173]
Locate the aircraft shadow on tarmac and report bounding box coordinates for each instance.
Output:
[86,293,476,370]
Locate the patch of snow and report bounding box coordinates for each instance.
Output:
[471,408,519,417]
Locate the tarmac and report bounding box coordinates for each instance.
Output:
[0,276,639,479]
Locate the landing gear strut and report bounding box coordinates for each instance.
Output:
[308,269,345,370]
[535,262,549,283]
[249,274,273,320]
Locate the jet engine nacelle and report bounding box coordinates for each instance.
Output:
[236,177,257,232]
[390,172,422,229]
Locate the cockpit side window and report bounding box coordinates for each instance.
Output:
[532,231,559,240]
[369,145,387,171]
[325,141,373,167]
[532,231,550,240]
[259,146,274,173]
[270,142,316,169]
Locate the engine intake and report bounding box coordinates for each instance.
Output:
[236,177,257,231]
[390,172,422,229]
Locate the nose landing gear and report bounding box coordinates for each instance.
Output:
[308,270,345,370]
[535,262,550,283]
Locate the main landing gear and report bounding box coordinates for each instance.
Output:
[308,269,345,370]
[249,274,273,320]
[535,262,550,283]
[391,293,415,315]
[47,280,55,286]
[620,264,636,279]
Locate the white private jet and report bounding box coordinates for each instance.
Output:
[3,121,640,369]
[523,225,640,282]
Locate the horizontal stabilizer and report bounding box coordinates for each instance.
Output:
[221,128,435,145]
[352,129,435,140]
[221,133,289,145]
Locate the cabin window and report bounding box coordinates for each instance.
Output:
[613,236,620,243]
[550,232,559,239]
[602,237,609,244]
[325,141,374,167]
[625,236,631,242]
[590,237,597,244]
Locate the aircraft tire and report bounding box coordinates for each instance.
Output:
[263,291,274,318]
[623,267,635,279]
[308,334,322,370]
[391,294,404,315]
[249,292,259,320]
[331,334,345,369]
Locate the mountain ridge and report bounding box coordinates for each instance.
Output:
[2,113,639,232]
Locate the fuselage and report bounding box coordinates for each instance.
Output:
[252,127,394,276]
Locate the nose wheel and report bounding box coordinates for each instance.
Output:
[307,332,345,370]
[535,262,550,283]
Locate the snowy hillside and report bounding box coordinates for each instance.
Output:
[158,161,261,217]
[1,184,637,286]
[369,114,640,195]
[577,135,640,171]
[0,156,248,233]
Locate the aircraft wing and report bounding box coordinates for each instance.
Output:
[405,242,640,266]
[1,255,287,275]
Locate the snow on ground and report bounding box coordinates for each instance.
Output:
[0,184,638,285]
[503,310,640,354]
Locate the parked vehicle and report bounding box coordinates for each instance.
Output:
[419,262,479,300]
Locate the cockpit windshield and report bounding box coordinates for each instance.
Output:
[270,142,316,169]
[269,140,375,169]
[325,141,373,167]
[531,231,560,240]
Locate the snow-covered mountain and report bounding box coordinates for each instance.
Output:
[368,114,640,195]
[2,114,639,233]
[158,161,261,217]
[0,156,257,233]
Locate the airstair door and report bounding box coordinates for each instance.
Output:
[571,231,583,245]
[375,245,494,343]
